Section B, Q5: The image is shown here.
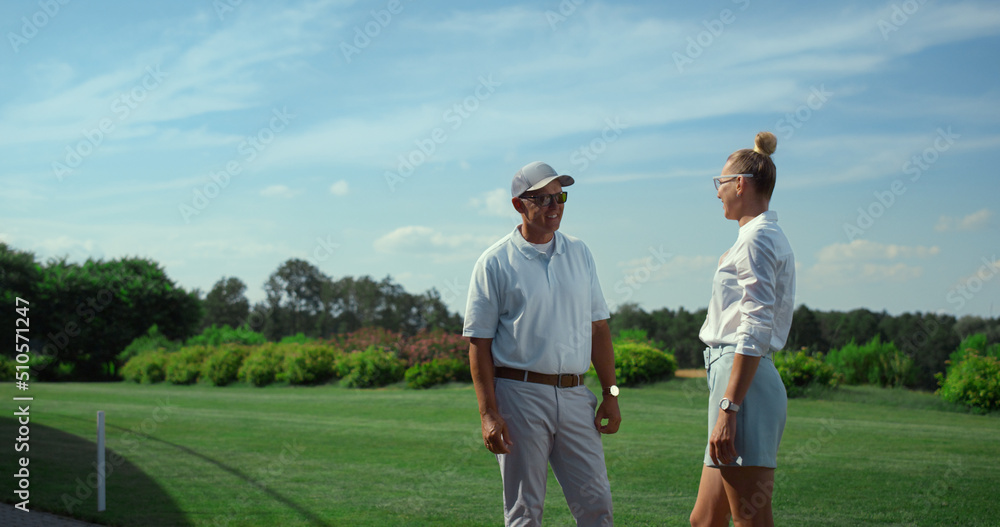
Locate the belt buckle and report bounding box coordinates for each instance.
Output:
[556,374,575,388]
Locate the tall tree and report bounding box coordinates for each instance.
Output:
[201,276,250,329]
[263,258,332,339]
[35,256,201,380]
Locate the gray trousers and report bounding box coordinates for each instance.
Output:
[494,377,613,526]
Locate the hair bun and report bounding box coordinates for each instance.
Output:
[753,131,777,157]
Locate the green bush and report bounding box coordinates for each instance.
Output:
[121,351,169,384]
[165,346,211,385]
[774,350,840,397]
[614,341,677,386]
[239,344,285,387]
[0,355,17,380]
[279,332,317,345]
[946,333,1000,369]
[405,358,470,389]
[186,324,267,347]
[282,343,340,385]
[117,324,181,364]
[935,333,1000,412]
[337,346,406,388]
[825,336,916,388]
[937,353,1000,412]
[201,344,251,386]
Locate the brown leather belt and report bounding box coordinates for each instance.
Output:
[495,366,584,388]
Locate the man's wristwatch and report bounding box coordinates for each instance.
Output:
[719,397,740,413]
[603,385,620,398]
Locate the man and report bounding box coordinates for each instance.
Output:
[463,161,621,526]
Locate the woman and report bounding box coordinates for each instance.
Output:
[690,131,795,527]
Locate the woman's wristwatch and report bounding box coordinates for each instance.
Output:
[719,397,740,413]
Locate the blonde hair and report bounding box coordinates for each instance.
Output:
[727,131,778,199]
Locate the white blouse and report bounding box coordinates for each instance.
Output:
[699,211,796,357]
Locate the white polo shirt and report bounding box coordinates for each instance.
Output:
[463,227,610,375]
[699,211,796,356]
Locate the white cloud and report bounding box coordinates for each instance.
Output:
[329,180,349,196]
[469,188,515,217]
[31,236,103,263]
[374,226,497,262]
[803,240,939,288]
[260,185,298,198]
[935,208,993,232]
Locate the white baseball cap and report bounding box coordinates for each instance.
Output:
[511,161,575,198]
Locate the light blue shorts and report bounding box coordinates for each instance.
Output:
[703,345,787,468]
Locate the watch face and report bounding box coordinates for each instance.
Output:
[720,398,730,410]
[610,385,620,397]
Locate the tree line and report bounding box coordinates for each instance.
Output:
[609,302,1000,390]
[3,241,997,387]
[0,243,460,381]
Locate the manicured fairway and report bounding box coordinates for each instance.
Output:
[2,380,998,526]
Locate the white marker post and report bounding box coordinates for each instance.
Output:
[97,411,106,512]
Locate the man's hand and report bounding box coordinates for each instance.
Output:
[594,396,621,434]
[481,408,513,454]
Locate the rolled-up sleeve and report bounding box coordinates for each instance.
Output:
[463,256,500,338]
[733,236,777,357]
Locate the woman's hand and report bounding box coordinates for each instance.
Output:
[709,408,738,465]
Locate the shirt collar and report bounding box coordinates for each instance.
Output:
[512,226,564,259]
[739,210,778,235]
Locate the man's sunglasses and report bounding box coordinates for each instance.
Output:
[519,191,568,207]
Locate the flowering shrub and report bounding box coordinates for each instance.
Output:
[399,329,468,367]
[331,327,403,354]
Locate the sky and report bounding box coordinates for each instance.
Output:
[1,0,999,320]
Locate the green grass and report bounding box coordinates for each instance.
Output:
[2,379,998,526]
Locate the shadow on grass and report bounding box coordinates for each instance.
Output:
[0,416,192,526]
[5,413,333,527]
